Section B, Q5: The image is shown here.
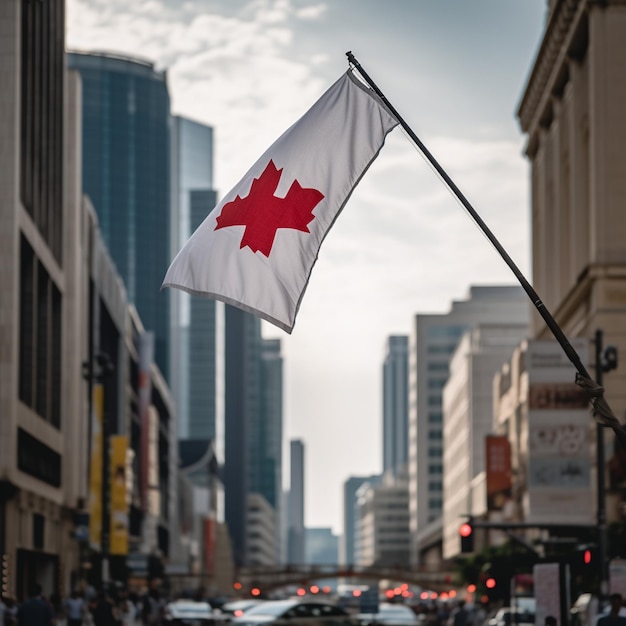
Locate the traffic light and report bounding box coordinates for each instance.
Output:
[459,521,474,553]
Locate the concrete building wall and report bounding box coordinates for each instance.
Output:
[442,324,529,560]
[408,286,530,568]
[518,0,626,518]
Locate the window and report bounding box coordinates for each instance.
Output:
[427,325,467,339]
[19,236,62,427]
[20,0,64,261]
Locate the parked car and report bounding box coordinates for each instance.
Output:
[357,603,420,626]
[164,599,215,625]
[488,608,535,626]
[231,599,357,626]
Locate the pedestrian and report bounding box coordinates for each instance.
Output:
[451,601,472,626]
[597,594,626,626]
[117,592,135,626]
[16,583,55,626]
[90,592,118,626]
[141,589,162,626]
[4,597,18,626]
[65,591,86,626]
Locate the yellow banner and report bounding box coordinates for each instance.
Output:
[88,384,103,549]
[110,435,129,555]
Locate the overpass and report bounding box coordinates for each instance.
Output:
[234,564,456,593]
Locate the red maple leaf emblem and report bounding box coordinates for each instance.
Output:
[214,160,324,257]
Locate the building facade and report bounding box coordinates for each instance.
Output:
[383,336,409,478]
[408,285,530,569]
[493,339,594,536]
[441,322,529,560]
[246,493,277,566]
[223,307,284,565]
[288,439,305,565]
[340,475,381,566]
[169,116,220,442]
[0,0,80,596]
[0,7,178,593]
[67,51,172,382]
[517,0,626,520]
[355,472,410,568]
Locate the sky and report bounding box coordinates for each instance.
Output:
[66,0,548,535]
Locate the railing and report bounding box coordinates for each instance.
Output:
[234,564,454,592]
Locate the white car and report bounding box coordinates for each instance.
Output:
[164,599,215,625]
[221,600,266,619]
[488,608,535,626]
[232,599,356,626]
[357,603,419,626]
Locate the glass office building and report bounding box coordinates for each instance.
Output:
[170,116,219,441]
[67,51,171,379]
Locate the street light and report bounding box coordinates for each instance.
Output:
[594,329,618,610]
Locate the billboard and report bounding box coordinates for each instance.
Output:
[526,340,593,524]
[110,435,129,555]
[486,435,512,511]
[88,384,104,549]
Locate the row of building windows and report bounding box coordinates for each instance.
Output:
[429,498,443,510]
[427,378,448,390]
[19,235,61,428]
[427,325,467,339]
[20,0,64,261]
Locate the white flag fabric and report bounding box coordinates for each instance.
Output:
[163,70,398,333]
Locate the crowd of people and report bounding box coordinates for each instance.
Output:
[0,584,167,626]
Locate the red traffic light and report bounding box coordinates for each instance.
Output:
[459,523,473,537]
[584,549,592,564]
[485,578,496,589]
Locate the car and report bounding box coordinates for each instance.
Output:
[357,603,420,626]
[164,599,215,625]
[488,608,535,626]
[231,599,357,626]
[221,600,266,619]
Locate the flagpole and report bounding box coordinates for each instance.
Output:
[346,51,626,449]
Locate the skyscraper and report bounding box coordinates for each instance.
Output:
[288,439,305,565]
[170,115,219,441]
[223,307,261,565]
[254,339,283,511]
[67,51,171,379]
[382,336,409,477]
[409,285,530,567]
[223,308,284,565]
[340,474,381,566]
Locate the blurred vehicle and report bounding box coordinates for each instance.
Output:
[232,599,357,626]
[357,603,420,626]
[164,599,215,625]
[488,608,535,626]
[222,600,265,619]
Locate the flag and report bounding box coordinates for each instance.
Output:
[163,70,398,333]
